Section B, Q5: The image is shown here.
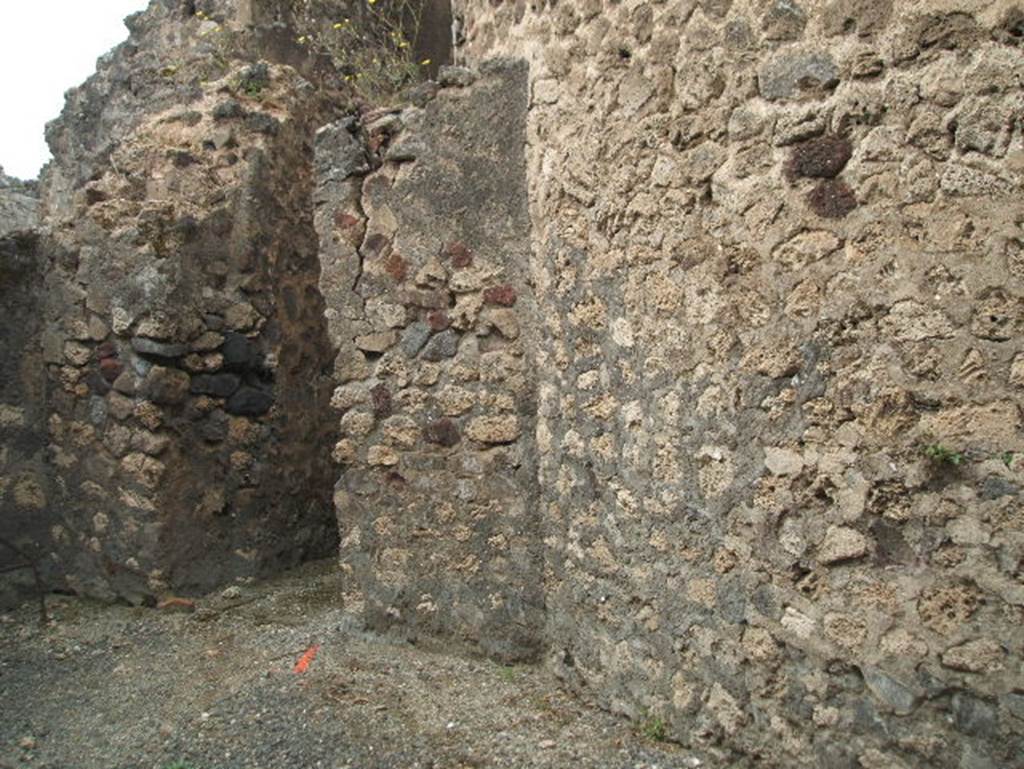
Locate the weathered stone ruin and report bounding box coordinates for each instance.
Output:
[2,0,1024,765]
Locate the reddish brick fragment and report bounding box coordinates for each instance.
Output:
[385,252,408,281]
[370,383,392,418]
[334,211,360,230]
[157,596,196,613]
[96,341,117,360]
[445,241,473,268]
[99,357,124,383]
[424,418,461,447]
[398,289,450,310]
[363,233,390,258]
[426,310,450,331]
[483,284,517,307]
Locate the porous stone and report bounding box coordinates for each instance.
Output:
[355,331,398,353]
[818,526,869,564]
[758,51,839,101]
[941,639,1005,673]
[466,415,521,444]
[141,366,191,405]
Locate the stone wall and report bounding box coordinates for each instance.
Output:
[0,175,56,604]
[31,0,347,602]
[5,0,1024,765]
[315,61,544,661]
[2,0,461,605]
[451,1,1024,767]
[0,168,38,237]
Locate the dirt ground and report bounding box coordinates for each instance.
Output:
[0,560,712,769]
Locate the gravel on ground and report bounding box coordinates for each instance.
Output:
[0,560,713,769]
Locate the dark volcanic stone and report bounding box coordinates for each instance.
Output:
[952,693,997,737]
[222,333,258,371]
[198,410,229,443]
[190,373,241,398]
[400,322,432,358]
[363,233,390,258]
[245,112,280,136]
[225,386,274,417]
[422,329,459,361]
[806,179,858,218]
[980,476,1019,500]
[213,99,245,121]
[785,135,853,180]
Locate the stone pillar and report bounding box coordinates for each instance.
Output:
[316,60,544,662]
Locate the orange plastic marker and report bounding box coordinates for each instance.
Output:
[293,643,321,674]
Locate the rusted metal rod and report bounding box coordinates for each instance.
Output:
[0,536,48,625]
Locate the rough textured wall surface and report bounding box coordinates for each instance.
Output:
[0,169,39,238]
[33,1,345,602]
[315,61,544,662]
[457,1,1024,767]
[0,176,56,604]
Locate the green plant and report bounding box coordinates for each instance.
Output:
[163,761,197,769]
[1000,450,1015,469]
[639,714,667,742]
[294,0,429,103]
[236,62,271,99]
[193,15,243,83]
[496,664,519,682]
[922,443,965,467]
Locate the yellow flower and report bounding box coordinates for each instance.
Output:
[420,58,431,65]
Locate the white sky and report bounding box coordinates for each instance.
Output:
[0,0,151,180]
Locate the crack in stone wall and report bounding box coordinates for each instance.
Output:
[315,61,545,662]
